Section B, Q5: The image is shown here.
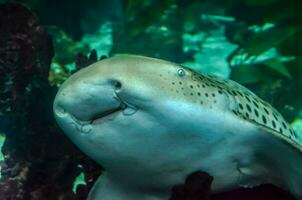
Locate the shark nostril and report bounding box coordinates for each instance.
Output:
[113,80,122,90]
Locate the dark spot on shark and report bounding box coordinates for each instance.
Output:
[254,109,259,117]
[246,104,252,112]
[245,96,251,103]
[273,112,279,121]
[279,127,283,134]
[245,112,249,118]
[264,107,270,115]
[282,121,287,130]
[290,129,298,139]
[237,91,243,97]
[262,115,267,124]
[253,101,259,108]
[239,103,243,110]
[226,90,232,95]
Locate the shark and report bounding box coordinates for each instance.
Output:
[53,55,302,200]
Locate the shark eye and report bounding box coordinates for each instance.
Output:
[177,69,186,77]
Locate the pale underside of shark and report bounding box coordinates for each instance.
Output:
[53,55,302,200]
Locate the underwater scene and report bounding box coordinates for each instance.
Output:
[0,0,302,200]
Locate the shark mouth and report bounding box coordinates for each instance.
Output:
[89,96,138,125]
[90,106,124,124]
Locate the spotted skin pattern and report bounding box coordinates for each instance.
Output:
[54,55,302,200]
[158,65,300,151]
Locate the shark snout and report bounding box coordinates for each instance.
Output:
[53,77,124,126]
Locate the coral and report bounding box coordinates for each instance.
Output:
[0,4,101,200]
[75,50,98,70]
[170,171,213,200]
[46,26,90,66]
[212,184,296,200]
[169,172,296,200]
[0,3,53,113]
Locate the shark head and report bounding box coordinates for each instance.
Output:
[53,55,204,170]
[54,55,302,200]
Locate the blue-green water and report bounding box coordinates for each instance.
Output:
[1,1,302,200]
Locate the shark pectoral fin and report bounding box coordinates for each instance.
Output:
[88,173,129,200]
[88,173,167,200]
[286,163,302,200]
